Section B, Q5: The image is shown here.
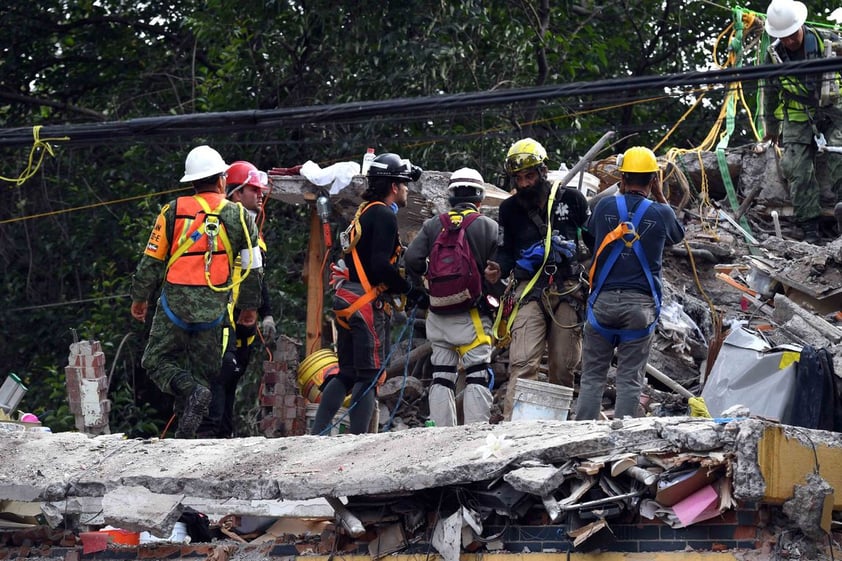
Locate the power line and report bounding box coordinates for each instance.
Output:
[1,59,841,148]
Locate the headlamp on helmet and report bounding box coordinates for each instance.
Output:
[367,152,423,182]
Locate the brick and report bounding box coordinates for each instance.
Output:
[732,525,758,541]
[611,523,660,540]
[661,525,710,540]
[708,541,736,551]
[138,544,180,558]
[708,509,737,524]
[737,508,758,526]
[607,540,638,552]
[638,539,686,552]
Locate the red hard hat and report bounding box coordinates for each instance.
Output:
[226,160,269,196]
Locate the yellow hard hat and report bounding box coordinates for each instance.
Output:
[505,138,548,173]
[617,146,659,173]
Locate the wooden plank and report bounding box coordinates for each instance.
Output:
[304,204,326,355]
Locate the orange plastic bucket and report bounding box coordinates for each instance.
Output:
[99,529,140,545]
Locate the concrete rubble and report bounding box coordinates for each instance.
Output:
[3,149,842,559]
[2,417,842,558]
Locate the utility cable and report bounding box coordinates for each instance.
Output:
[3,59,842,148]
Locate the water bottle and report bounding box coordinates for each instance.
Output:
[361,148,375,175]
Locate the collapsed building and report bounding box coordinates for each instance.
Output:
[2,145,842,560]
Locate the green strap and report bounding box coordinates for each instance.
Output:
[715,8,757,254]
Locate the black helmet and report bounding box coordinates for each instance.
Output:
[366,153,422,182]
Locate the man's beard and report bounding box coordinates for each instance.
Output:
[518,177,550,208]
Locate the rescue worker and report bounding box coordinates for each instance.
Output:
[130,145,262,439]
[311,152,426,435]
[404,168,500,426]
[489,138,591,420]
[574,146,684,420]
[763,0,842,243]
[201,160,275,438]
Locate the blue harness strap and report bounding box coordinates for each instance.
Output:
[586,196,660,345]
[160,289,225,332]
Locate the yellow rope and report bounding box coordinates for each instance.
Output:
[0,186,192,225]
[0,126,70,187]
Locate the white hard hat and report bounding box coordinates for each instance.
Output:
[180,145,228,183]
[448,167,485,191]
[765,0,808,38]
[447,167,486,202]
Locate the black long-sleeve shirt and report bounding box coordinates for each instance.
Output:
[348,202,409,293]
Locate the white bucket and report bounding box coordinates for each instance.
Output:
[305,404,350,435]
[139,521,189,544]
[510,378,573,421]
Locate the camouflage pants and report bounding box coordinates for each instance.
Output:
[141,298,222,396]
[781,109,842,222]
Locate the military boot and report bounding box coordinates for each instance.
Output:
[171,372,211,439]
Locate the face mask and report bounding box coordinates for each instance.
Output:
[390,202,399,214]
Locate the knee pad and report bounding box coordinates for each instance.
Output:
[465,363,490,386]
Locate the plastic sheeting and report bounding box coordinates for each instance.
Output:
[701,326,800,423]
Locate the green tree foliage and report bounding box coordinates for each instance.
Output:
[3,0,835,434]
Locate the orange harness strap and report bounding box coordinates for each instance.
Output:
[333,202,394,329]
[587,222,639,290]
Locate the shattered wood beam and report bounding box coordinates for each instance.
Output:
[304,201,326,354]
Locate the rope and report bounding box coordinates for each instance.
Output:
[0,126,69,187]
[0,185,192,225]
[318,304,418,436]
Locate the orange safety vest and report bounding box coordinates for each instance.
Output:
[165,193,233,287]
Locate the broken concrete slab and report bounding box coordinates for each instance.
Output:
[2,418,841,515]
[101,486,183,538]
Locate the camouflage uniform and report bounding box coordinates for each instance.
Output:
[764,26,842,228]
[131,195,262,399]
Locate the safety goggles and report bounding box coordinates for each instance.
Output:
[228,170,270,196]
[505,152,545,174]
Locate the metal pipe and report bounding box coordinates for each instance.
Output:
[645,363,695,399]
[557,489,644,512]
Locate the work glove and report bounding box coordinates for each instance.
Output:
[515,240,546,274]
[550,235,577,263]
[261,315,277,341]
[405,285,430,310]
[329,259,349,290]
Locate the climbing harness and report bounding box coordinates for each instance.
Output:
[586,195,659,345]
[491,178,564,348]
[333,201,399,330]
